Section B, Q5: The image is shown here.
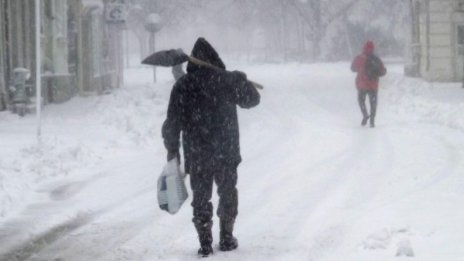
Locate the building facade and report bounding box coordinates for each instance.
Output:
[409,0,464,82]
[0,1,37,109]
[0,0,123,112]
[0,4,5,109]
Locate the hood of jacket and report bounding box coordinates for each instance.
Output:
[187,37,226,73]
[363,41,375,55]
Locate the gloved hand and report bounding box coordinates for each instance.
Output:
[167,150,180,164]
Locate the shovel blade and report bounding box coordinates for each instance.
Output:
[142,49,189,67]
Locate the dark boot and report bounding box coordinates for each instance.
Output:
[198,245,213,257]
[361,115,370,126]
[194,220,213,257]
[219,219,238,251]
[370,117,375,128]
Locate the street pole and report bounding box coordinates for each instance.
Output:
[125,29,130,68]
[343,14,353,59]
[116,26,124,87]
[35,0,42,141]
[149,31,156,83]
[144,13,162,84]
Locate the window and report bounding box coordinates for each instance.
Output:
[458,25,464,45]
[457,1,464,11]
[457,25,464,55]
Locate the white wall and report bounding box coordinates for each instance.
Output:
[419,0,457,81]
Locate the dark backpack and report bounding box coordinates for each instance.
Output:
[365,54,384,80]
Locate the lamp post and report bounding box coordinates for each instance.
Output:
[35,0,42,140]
[144,13,162,83]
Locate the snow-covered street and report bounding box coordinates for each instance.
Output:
[1,62,464,261]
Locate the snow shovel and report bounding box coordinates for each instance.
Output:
[142,49,264,90]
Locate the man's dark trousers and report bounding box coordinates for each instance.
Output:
[190,162,238,224]
[358,89,378,120]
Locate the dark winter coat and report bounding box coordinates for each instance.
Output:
[351,41,386,91]
[162,38,260,173]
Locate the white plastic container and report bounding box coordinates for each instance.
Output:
[157,159,188,214]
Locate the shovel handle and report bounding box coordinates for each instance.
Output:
[249,81,264,90]
[188,56,264,90]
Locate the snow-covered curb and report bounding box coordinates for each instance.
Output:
[0,68,173,223]
[383,70,464,132]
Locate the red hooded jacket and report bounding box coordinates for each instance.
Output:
[351,41,386,91]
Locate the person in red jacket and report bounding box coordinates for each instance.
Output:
[351,41,386,128]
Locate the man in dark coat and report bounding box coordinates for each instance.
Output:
[351,41,386,128]
[162,37,260,257]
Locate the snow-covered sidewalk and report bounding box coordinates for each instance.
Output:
[1,62,464,260]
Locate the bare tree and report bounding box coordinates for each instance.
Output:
[125,0,408,62]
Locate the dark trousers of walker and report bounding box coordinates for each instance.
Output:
[358,89,378,120]
[189,162,238,225]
